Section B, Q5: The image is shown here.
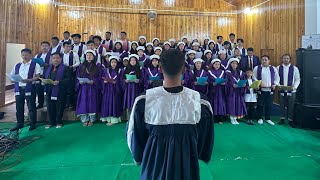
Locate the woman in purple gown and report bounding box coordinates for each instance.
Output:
[207,59,227,124]
[100,56,122,125]
[225,58,247,125]
[143,55,162,90]
[76,50,101,126]
[190,58,208,95]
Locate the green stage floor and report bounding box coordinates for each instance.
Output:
[0,119,319,180]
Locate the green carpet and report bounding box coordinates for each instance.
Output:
[0,119,319,180]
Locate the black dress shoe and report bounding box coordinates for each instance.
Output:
[10,126,23,131]
[29,126,36,131]
[278,119,285,125]
[246,120,255,125]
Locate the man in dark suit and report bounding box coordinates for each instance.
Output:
[240,47,261,71]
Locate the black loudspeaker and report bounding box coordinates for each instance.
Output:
[293,49,320,129]
[296,49,320,105]
[293,103,320,129]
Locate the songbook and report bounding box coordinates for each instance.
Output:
[278,85,294,91]
[250,80,262,89]
[39,78,54,85]
[102,77,114,83]
[149,76,160,81]
[215,78,226,85]
[237,80,248,88]
[77,77,91,83]
[6,73,23,82]
[196,77,208,86]
[32,58,45,66]
[125,74,137,81]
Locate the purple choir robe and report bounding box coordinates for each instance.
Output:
[182,70,192,88]
[101,68,123,118]
[225,70,247,117]
[220,59,229,70]
[122,69,143,110]
[207,69,227,116]
[75,63,101,115]
[143,67,162,90]
[190,69,208,95]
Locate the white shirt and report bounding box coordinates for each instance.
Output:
[237,47,247,56]
[72,44,87,57]
[63,51,80,68]
[34,53,49,75]
[276,64,301,92]
[94,45,107,56]
[10,61,41,87]
[217,43,223,50]
[253,65,280,92]
[245,79,257,102]
[59,39,74,46]
[51,45,64,54]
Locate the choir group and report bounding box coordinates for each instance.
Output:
[9,31,301,131]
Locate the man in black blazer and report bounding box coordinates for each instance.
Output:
[240,47,261,71]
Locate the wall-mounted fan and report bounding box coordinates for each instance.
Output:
[147,11,157,20]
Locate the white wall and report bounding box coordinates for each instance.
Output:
[305,0,320,35]
[6,43,26,86]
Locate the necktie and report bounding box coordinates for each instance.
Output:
[53,65,57,72]
[249,57,253,68]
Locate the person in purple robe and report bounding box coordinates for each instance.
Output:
[176,42,187,55]
[218,49,229,70]
[182,66,192,88]
[225,58,247,125]
[76,50,101,126]
[163,41,171,51]
[111,40,124,58]
[43,52,71,129]
[207,59,227,124]
[137,46,150,67]
[144,43,154,58]
[152,38,160,47]
[100,56,123,126]
[190,58,208,95]
[138,36,147,48]
[101,52,112,69]
[191,42,203,59]
[143,55,162,90]
[169,38,176,49]
[202,50,213,69]
[122,54,143,120]
[202,37,210,50]
[154,47,162,56]
[181,36,191,51]
[130,41,138,55]
[185,50,196,70]
[223,41,233,58]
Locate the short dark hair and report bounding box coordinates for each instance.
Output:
[217,36,223,39]
[160,49,185,77]
[71,33,81,38]
[21,48,32,54]
[51,37,59,41]
[41,41,50,46]
[51,52,62,58]
[86,40,94,44]
[281,53,291,59]
[120,31,127,35]
[237,38,244,43]
[229,33,235,37]
[261,55,270,59]
[246,68,253,72]
[63,41,72,46]
[106,31,112,35]
[92,36,102,41]
[63,31,70,35]
[223,41,231,46]
[247,47,254,52]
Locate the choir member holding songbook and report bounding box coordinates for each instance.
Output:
[10,48,41,131]
[43,52,71,129]
[253,55,280,125]
[277,54,300,125]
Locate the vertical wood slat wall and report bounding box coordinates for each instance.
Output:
[0,0,58,107]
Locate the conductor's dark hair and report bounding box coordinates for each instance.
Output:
[217,36,223,39]
[86,40,94,44]
[71,33,81,38]
[237,38,244,43]
[120,31,127,35]
[160,49,185,77]
[51,52,62,58]
[21,48,32,54]
[261,55,270,59]
[106,31,112,35]
[63,31,70,35]
[63,41,72,46]
[51,37,59,41]
[247,47,254,52]
[229,33,235,37]
[41,41,50,46]
[92,35,102,41]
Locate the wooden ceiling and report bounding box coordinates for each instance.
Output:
[222,0,242,6]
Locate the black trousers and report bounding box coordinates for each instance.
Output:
[47,93,66,125]
[15,87,37,127]
[35,83,44,106]
[66,71,76,108]
[257,91,274,120]
[245,102,257,120]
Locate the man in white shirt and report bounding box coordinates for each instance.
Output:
[92,35,107,56]
[253,55,280,125]
[101,31,113,52]
[236,38,247,56]
[277,54,301,124]
[60,31,73,45]
[71,33,87,58]
[10,48,41,131]
[62,41,80,109]
[120,31,130,51]
[50,37,64,54]
[215,36,224,52]
[229,33,237,49]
